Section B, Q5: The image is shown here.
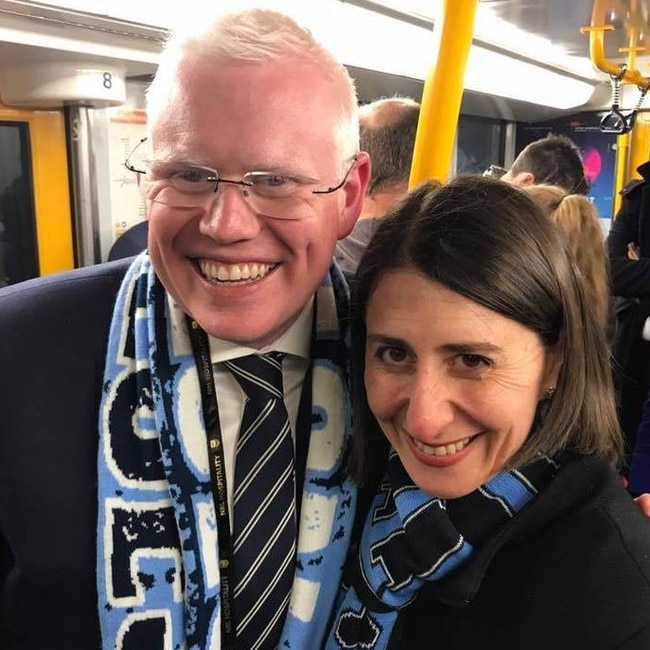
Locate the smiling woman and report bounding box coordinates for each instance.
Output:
[363,270,560,499]
[324,175,650,650]
[351,175,619,480]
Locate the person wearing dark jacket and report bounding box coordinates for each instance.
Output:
[608,160,650,471]
[106,219,148,261]
[325,176,650,650]
[0,9,372,650]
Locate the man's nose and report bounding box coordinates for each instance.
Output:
[200,183,263,243]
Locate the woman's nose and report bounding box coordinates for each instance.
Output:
[404,368,456,439]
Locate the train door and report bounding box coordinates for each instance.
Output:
[0,103,74,287]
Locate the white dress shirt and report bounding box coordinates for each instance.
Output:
[207,300,313,522]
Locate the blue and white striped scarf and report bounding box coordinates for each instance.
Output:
[97,252,356,649]
[326,449,559,649]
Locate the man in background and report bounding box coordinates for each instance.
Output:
[107,219,148,261]
[608,160,650,476]
[501,132,590,195]
[335,96,420,274]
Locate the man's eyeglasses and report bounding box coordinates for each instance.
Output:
[124,137,358,221]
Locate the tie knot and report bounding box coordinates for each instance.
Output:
[224,352,285,402]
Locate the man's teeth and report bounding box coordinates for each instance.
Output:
[199,260,276,281]
[412,436,472,456]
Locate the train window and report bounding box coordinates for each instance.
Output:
[456,114,506,175]
[0,122,39,286]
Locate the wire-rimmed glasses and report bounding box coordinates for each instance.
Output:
[124,137,358,220]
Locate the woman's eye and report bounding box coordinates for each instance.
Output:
[458,353,490,369]
[376,345,408,364]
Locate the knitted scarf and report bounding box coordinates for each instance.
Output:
[97,253,356,650]
[326,449,560,649]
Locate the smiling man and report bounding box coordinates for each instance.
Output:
[0,9,369,650]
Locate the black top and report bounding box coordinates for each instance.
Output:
[389,455,650,649]
[608,160,650,298]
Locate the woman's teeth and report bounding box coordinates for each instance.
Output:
[412,436,472,456]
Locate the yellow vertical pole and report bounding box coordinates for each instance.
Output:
[409,0,479,187]
[614,0,636,212]
[614,132,630,216]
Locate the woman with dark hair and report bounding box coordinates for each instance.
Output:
[326,176,650,649]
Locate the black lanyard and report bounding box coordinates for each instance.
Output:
[186,316,237,649]
[185,314,314,648]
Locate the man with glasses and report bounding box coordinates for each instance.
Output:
[0,8,369,650]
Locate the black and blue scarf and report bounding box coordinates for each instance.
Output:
[97,253,357,649]
[326,449,560,649]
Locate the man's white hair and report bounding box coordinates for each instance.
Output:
[146,8,359,164]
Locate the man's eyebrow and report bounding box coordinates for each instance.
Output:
[149,156,215,169]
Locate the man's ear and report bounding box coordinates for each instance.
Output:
[337,151,371,239]
[513,171,536,188]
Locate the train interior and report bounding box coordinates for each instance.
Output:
[0,0,649,285]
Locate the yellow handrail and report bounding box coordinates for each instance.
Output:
[409,0,479,187]
[582,0,650,206]
[582,0,648,85]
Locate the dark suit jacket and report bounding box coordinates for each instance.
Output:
[0,258,325,649]
[0,259,137,648]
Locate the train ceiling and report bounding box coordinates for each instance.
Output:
[0,0,648,121]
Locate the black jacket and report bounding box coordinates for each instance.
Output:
[389,455,650,649]
[0,260,131,649]
[608,161,650,463]
[608,160,650,298]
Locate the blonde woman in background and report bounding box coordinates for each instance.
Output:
[525,184,610,330]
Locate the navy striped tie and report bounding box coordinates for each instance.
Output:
[224,352,296,650]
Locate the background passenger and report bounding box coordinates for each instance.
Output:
[608,158,650,473]
[501,132,590,195]
[106,219,147,261]
[524,183,610,332]
[335,96,420,274]
[327,175,650,649]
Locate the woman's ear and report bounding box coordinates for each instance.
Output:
[540,347,563,400]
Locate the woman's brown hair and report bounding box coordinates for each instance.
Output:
[350,175,622,486]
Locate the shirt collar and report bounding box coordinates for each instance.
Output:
[206,298,314,363]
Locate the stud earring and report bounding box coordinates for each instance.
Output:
[544,386,556,400]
